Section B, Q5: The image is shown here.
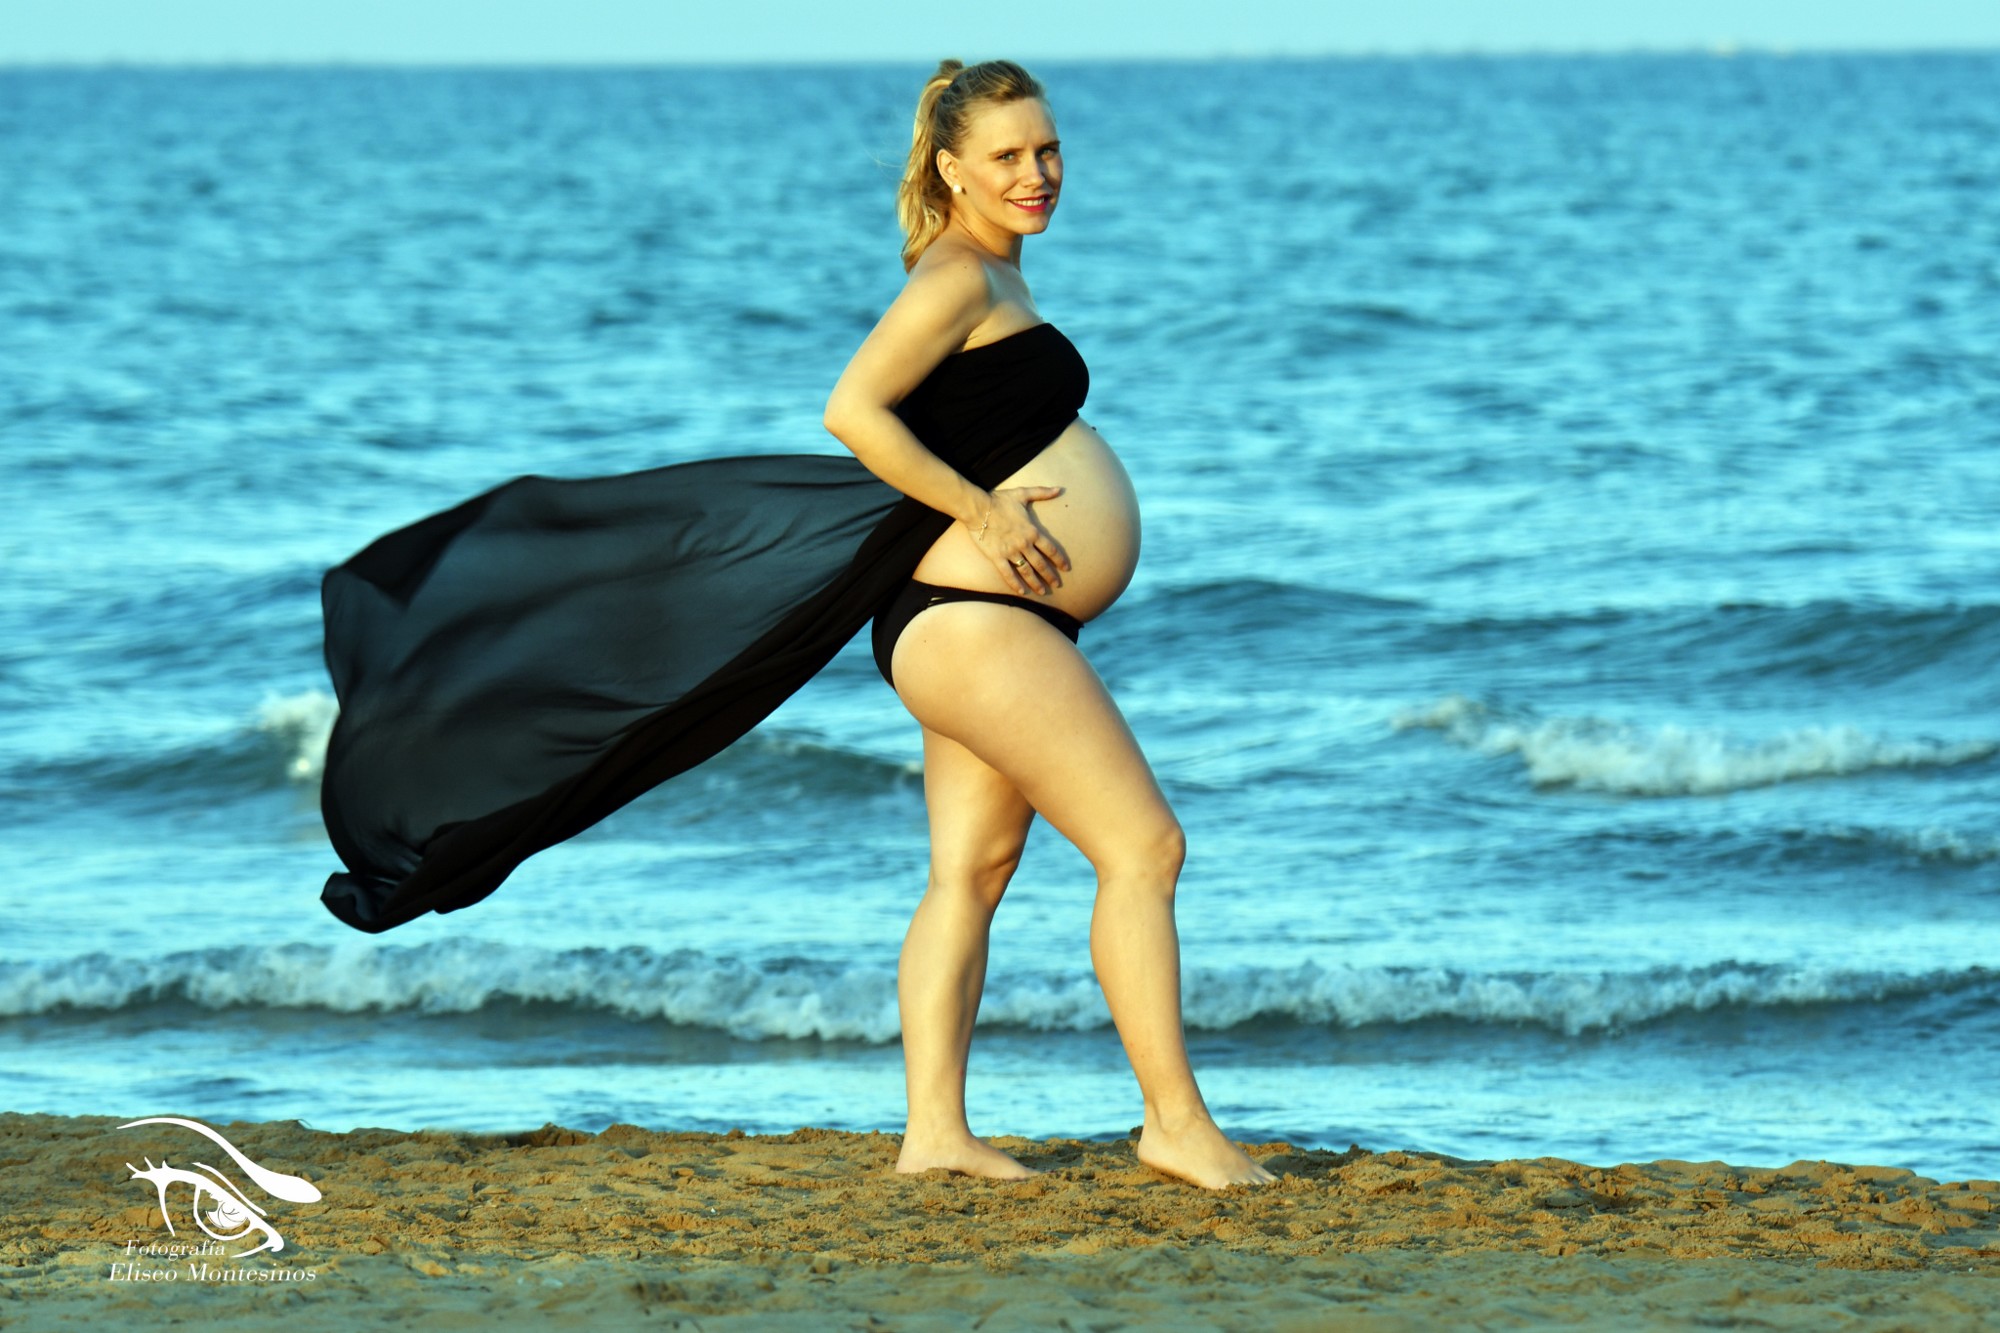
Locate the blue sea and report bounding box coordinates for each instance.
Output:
[3,54,1996,1183]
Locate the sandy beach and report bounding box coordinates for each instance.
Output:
[3,1111,1996,1329]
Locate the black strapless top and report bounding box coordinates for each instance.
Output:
[318,323,1093,933]
[893,322,1088,472]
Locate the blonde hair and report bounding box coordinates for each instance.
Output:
[897,58,1047,272]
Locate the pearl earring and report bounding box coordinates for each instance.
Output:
[952,184,962,193]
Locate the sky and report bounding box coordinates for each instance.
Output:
[3,0,1996,64]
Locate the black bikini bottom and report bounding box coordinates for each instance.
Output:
[870,579,1084,688]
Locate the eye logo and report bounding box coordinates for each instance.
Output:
[118,1116,323,1259]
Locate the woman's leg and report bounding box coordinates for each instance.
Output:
[893,724,1041,1179]
[890,601,1277,1190]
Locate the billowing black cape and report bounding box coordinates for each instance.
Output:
[319,323,1087,932]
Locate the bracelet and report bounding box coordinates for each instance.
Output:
[973,498,991,539]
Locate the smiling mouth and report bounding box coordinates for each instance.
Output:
[1008,194,1053,211]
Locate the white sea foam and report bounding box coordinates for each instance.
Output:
[1809,822,2000,865]
[254,689,338,784]
[1394,694,1997,796]
[1878,826,2000,864]
[0,942,1980,1040]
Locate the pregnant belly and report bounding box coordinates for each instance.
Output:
[911,418,1140,624]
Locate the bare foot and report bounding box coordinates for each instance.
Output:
[1136,1115,1279,1190]
[895,1130,1042,1181]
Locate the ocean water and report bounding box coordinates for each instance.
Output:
[3,54,1997,1183]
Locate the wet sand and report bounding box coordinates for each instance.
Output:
[4,1111,1997,1329]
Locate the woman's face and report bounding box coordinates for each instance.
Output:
[939,97,1062,238]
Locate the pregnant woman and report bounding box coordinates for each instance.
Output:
[823,60,1274,1191]
[315,59,1272,1191]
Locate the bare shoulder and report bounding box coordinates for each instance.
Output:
[824,247,1000,417]
[897,242,1000,339]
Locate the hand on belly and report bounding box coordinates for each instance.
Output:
[911,420,1141,624]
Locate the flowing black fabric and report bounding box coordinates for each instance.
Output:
[320,322,1088,933]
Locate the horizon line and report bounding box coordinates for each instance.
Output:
[3,43,1997,70]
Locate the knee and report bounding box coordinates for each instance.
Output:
[929,845,1024,912]
[1097,817,1186,893]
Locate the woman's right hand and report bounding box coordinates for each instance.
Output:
[969,486,1071,595]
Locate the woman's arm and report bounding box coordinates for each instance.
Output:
[822,256,1069,594]
[822,255,996,527]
